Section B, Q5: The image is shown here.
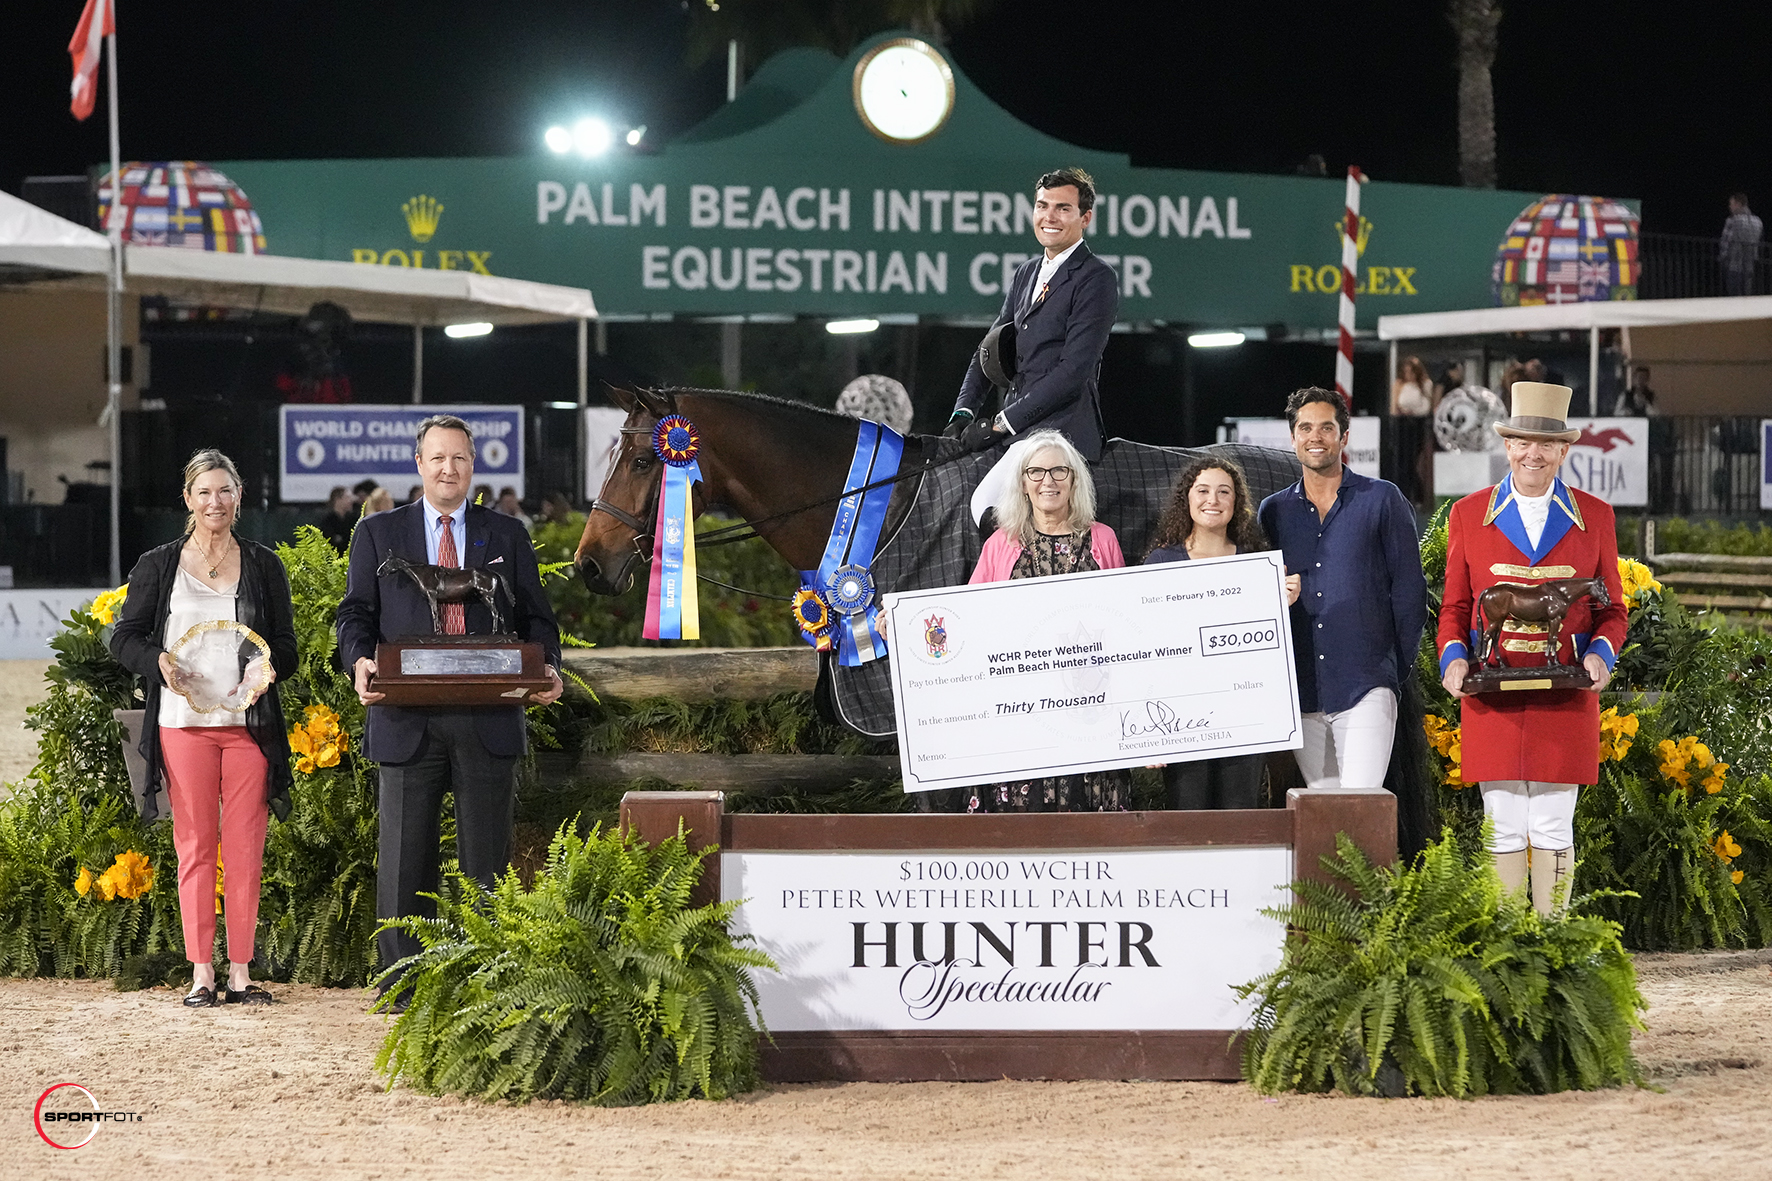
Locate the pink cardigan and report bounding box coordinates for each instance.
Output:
[969,522,1125,584]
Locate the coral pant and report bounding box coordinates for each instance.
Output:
[160,726,269,964]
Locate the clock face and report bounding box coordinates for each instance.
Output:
[852,39,956,145]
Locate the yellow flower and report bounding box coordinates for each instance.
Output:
[289,723,313,757]
[94,867,118,901]
[216,845,224,915]
[74,867,92,897]
[89,584,129,626]
[1714,831,1743,863]
[1733,870,1746,885]
[108,850,154,899]
[1617,558,1662,604]
[1702,763,1730,794]
[295,754,316,774]
[1598,707,1639,762]
[314,743,340,769]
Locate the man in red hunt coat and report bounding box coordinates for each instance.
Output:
[1437,383,1628,915]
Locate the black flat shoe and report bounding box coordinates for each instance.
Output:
[183,986,218,1008]
[228,984,275,1005]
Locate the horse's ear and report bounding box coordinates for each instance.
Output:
[604,383,640,414]
[635,387,674,418]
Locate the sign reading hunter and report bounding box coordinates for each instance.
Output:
[884,553,1302,793]
[725,846,1290,1030]
[213,35,1569,329]
[279,405,523,502]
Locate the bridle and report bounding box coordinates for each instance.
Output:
[587,425,662,566]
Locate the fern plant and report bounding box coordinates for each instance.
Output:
[1238,829,1645,1098]
[374,823,774,1105]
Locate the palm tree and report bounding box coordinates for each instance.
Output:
[1447,0,1501,189]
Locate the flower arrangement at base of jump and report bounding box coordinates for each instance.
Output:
[1617,558,1662,605]
[1657,735,1728,795]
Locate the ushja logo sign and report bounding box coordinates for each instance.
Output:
[350,193,494,272]
[1287,215,1420,297]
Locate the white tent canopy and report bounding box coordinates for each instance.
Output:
[1378,295,1772,341]
[1,190,596,326]
[0,190,110,275]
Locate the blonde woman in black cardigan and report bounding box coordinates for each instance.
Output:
[110,450,298,1007]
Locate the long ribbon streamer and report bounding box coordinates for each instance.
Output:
[643,456,702,640]
[797,420,904,665]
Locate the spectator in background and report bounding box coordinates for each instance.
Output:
[495,487,531,532]
[362,486,395,515]
[1499,360,1527,406]
[1721,193,1763,297]
[1389,355,1437,507]
[538,492,575,525]
[405,485,423,505]
[351,478,378,512]
[1612,366,1660,417]
[318,486,354,553]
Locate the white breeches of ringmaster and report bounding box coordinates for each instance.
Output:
[1294,687,1397,791]
[1480,780,1578,853]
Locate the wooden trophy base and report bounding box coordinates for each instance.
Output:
[370,636,552,706]
[1462,662,1593,695]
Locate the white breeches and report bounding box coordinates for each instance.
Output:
[1294,687,1398,792]
[1480,780,1578,852]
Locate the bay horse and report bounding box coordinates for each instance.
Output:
[377,553,511,635]
[574,386,933,596]
[1475,577,1612,668]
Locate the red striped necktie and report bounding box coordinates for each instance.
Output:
[437,514,466,634]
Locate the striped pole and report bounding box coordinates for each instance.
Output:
[1335,166,1367,412]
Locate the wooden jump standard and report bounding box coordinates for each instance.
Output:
[621,788,1396,1084]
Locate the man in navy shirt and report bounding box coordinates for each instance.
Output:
[1258,388,1426,792]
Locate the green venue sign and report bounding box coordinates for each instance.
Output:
[218,33,1568,331]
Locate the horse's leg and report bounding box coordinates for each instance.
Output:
[1482,618,1503,667]
[1545,613,1562,667]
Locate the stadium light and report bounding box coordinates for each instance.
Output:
[825,318,880,335]
[626,125,647,147]
[543,125,573,154]
[444,322,494,339]
[1187,331,1246,348]
[572,117,614,157]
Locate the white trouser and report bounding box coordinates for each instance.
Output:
[969,447,1018,525]
[1294,687,1397,791]
[1480,780,1578,853]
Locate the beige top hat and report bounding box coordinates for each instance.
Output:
[1495,382,1581,443]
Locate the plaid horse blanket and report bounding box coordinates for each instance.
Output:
[826,439,1302,738]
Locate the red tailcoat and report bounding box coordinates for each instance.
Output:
[1436,476,1627,785]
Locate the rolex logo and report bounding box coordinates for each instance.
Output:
[1334,214,1373,257]
[402,195,444,243]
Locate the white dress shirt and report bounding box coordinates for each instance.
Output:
[1514,486,1553,549]
[1028,240,1081,312]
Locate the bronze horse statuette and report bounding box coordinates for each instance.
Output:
[1476,577,1612,669]
[378,554,511,636]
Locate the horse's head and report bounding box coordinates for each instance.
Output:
[377,554,412,579]
[1587,576,1612,610]
[575,385,675,596]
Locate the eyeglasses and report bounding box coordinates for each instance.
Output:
[1022,466,1073,484]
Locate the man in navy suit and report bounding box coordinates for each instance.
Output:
[947,167,1120,464]
[337,414,562,996]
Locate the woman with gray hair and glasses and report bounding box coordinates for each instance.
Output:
[967,429,1128,813]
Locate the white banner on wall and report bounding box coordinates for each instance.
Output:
[0,588,108,659]
[583,407,629,501]
[725,846,1290,1031]
[1228,416,1379,479]
[1559,417,1649,508]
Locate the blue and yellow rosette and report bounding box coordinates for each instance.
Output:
[792,586,833,651]
[642,415,703,641]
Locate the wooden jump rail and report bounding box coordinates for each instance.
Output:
[1646,552,1772,629]
[620,787,1397,1083]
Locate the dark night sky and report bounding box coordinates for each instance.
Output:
[3,1,1767,236]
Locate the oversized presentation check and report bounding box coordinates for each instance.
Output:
[884,552,1301,792]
